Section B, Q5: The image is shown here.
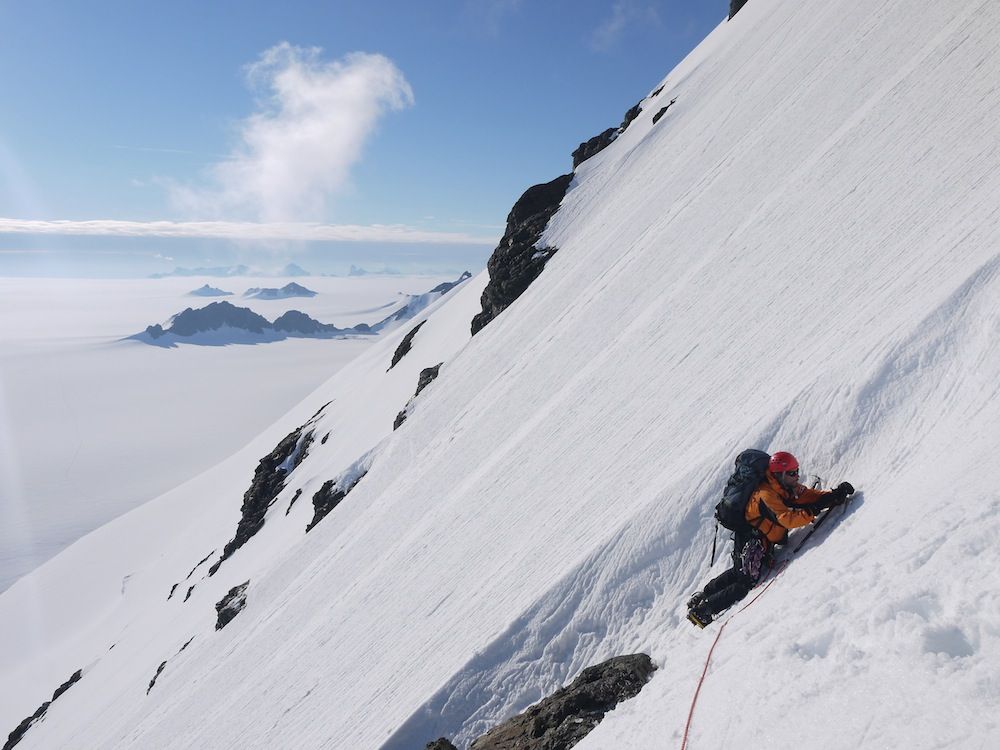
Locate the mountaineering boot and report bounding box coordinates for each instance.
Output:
[686,602,714,629]
[687,592,707,611]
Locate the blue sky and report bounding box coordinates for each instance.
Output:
[0,1,728,276]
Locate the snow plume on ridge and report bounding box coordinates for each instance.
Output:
[170,44,414,222]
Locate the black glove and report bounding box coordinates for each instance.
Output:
[825,482,855,507]
[835,481,855,497]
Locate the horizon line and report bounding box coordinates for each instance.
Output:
[0,217,499,246]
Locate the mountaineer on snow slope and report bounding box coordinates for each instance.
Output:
[687,451,854,628]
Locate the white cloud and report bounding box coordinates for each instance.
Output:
[591,1,662,52]
[170,43,414,222]
[0,218,496,245]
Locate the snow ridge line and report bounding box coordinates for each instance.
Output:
[680,560,789,750]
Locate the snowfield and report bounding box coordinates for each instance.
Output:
[2,0,999,748]
[0,273,459,593]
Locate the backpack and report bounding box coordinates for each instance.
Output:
[714,449,770,531]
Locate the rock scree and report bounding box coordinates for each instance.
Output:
[463,653,657,750]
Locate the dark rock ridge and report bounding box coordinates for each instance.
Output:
[471,175,573,336]
[186,549,217,580]
[144,301,351,341]
[472,81,671,336]
[572,128,618,169]
[272,310,339,335]
[652,97,678,125]
[215,581,250,630]
[461,654,656,750]
[146,301,271,339]
[147,661,167,695]
[285,488,303,516]
[139,273,469,344]
[394,364,443,430]
[148,636,196,693]
[188,284,233,297]
[138,302,356,341]
[730,0,750,19]
[425,740,458,750]
[4,668,83,750]
[389,321,427,371]
[243,282,317,299]
[209,427,314,576]
[571,92,650,170]
[305,472,367,532]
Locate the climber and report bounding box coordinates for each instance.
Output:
[686,451,854,628]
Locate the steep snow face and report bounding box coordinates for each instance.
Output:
[3,0,1000,748]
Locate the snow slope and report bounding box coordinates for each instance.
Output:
[0,274,456,594]
[3,0,1000,748]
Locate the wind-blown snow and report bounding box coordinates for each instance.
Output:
[2,0,999,748]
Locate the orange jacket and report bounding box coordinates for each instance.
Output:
[745,472,830,545]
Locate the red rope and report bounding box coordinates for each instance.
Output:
[679,561,789,750]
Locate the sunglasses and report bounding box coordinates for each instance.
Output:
[784,469,800,478]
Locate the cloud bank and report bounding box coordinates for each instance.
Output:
[0,218,496,245]
[170,44,414,222]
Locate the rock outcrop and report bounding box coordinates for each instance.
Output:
[146,301,271,339]
[730,0,750,18]
[466,654,656,750]
[471,175,573,335]
[425,740,458,750]
[471,85,662,337]
[306,480,349,532]
[272,310,340,335]
[215,581,250,630]
[243,282,317,299]
[652,97,678,125]
[209,427,313,575]
[388,321,427,371]
[394,364,443,429]
[140,274,469,344]
[571,127,617,169]
[4,669,83,750]
[143,301,348,341]
[188,284,233,297]
[571,96,646,169]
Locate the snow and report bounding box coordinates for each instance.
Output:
[0,273,458,593]
[3,0,1000,748]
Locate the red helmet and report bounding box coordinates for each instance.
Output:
[769,451,799,474]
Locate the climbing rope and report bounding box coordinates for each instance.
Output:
[679,561,789,750]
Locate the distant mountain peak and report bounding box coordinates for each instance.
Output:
[243,283,318,299]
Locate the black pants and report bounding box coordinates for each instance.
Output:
[701,529,767,616]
